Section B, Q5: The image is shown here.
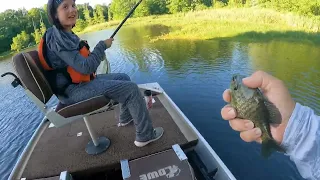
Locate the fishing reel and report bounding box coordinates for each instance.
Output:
[1,72,22,88]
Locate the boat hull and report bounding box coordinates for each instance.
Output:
[9,83,236,180]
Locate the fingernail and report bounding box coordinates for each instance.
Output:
[245,121,254,129]
[255,128,262,136]
[227,109,235,116]
[242,77,249,82]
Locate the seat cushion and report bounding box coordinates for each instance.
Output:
[55,96,111,118]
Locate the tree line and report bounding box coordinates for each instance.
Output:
[1,0,320,54]
[0,3,108,53]
[109,0,320,19]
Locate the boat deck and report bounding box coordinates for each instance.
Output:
[23,96,198,179]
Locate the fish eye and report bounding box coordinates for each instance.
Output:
[232,77,237,90]
[233,81,238,91]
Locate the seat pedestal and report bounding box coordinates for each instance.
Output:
[86,137,111,155]
[84,117,110,155]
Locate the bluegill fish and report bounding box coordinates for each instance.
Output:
[229,74,285,158]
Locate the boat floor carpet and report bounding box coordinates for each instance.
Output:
[23,96,197,179]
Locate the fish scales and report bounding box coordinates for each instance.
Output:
[232,88,272,141]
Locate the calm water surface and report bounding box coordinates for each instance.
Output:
[1,25,319,180]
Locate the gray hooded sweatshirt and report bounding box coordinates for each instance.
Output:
[45,25,107,99]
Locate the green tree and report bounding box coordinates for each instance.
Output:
[148,0,168,14]
[31,20,46,45]
[227,0,246,7]
[191,0,211,10]
[0,9,31,53]
[76,4,86,20]
[11,31,31,52]
[213,0,227,7]
[202,0,214,6]
[109,0,137,20]
[134,0,151,17]
[191,0,213,7]
[77,3,95,20]
[73,19,88,32]
[28,8,42,29]
[98,4,109,21]
[32,29,42,44]
[83,5,94,25]
[93,5,107,24]
[92,11,99,24]
[40,21,46,35]
[167,0,192,13]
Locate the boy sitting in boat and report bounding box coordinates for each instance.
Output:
[40,0,164,147]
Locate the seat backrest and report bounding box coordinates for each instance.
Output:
[12,50,53,104]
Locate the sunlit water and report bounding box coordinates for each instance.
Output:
[1,24,319,180]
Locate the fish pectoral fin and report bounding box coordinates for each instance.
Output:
[261,139,286,158]
[264,99,282,124]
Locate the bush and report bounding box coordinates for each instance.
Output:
[214,1,227,8]
[73,19,88,33]
[32,29,42,45]
[194,4,209,11]
[11,31,31,52]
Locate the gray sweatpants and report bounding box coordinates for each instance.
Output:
[63,73,154,142]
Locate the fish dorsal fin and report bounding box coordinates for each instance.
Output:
[263,97,282,124]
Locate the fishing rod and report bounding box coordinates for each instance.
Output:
[110,0,143,38]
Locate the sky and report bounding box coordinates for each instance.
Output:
[0,0,112,13]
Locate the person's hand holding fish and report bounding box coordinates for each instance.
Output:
[221,71,296,158]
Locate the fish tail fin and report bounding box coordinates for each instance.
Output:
[261,139,286,158]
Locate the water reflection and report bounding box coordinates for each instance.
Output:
[248,41,320,113]
[112,25,320,115]
[1,24,318,180]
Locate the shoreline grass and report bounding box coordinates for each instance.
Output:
[0,51,14,61]
[77,8,320,45]
[0,46,37,61]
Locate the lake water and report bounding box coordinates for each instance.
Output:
[1,24,319,180]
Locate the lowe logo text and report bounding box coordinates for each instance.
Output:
[139,165,181,180]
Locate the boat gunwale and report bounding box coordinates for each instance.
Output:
[8,118,51,180]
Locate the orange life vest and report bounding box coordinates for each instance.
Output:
[38,32,96,84]
[38,31,96,96]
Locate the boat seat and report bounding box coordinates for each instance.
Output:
[55,96,110,118]
[9,50,114,155]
